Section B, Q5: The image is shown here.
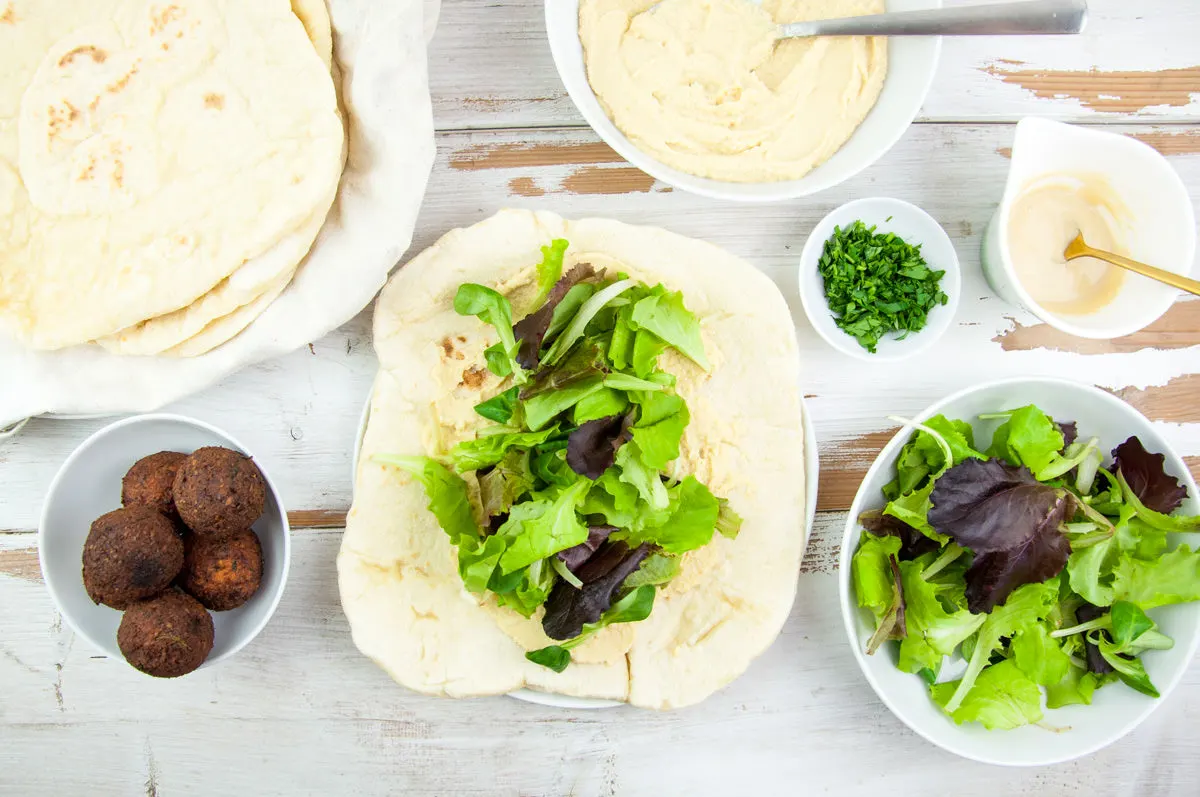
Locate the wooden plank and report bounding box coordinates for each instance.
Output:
[1,122,1198,529]
[426,0,1200,131]
[2,527,1198,794]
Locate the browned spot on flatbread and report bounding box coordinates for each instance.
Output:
[994,302,1200,354]
[983,62,1200,114]
[59,45,107,68]
[561,166,656,196]
[0,548,42,583]
[288,509,348,529]
[204,93,225,110]
[439,336,464,361]
[46,101,81,142]
[818,428,900,513]
[0,4,15,24]
[150,4,185,36]
[508,176,545,197]
[1108,374,1200,424]
[460,366,488,389]
[997,130,1200,159]
[450,141,626,171]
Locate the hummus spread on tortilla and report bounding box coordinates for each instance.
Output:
[579,0,888,183]
[338,210,807,709]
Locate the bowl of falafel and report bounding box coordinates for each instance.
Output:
[39,415,290,678]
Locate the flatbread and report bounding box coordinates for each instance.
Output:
[95,0,341,357]
[162,266,296,358]
[338,209,806,709]
[0,0,345,350]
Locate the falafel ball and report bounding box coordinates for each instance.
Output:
[121,451,187,518]
[82,506,184,609]
[179,528,264,611]
[117,590,214,678]
[173,447,266,536]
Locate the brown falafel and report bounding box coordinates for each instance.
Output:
[82,506,184,609]
[180,528,263,611]
[173,447,266,536]
[121,451,187,518]
[117,590,214,678]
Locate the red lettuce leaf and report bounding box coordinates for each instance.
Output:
[1075,603,1115,675]
[1112,436,1188,514]
[557,525,616,572]
[513,263,596,370]
[542,541,651,640]
[565,412,635,479]
[1057,419,1078,447]
[929,458,1072,613]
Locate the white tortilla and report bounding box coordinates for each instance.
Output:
[0,0,345,350]
[338,209,806,709]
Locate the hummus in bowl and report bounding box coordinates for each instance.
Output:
[547,0,942,201]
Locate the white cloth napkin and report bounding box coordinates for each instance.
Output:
[0,0,440,428]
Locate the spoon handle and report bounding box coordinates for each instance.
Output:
[781,0,1088,38]
[1066,237,1200,298]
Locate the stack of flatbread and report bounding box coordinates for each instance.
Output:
[0,0,345,357]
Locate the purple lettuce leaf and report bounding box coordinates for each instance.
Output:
[542,541,651,640]
[1112,436,1188,514]
[929,458,1073,613]
[565,411,635,479]
[513,263,596,370]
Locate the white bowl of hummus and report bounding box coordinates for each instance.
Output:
[546,0,942,202]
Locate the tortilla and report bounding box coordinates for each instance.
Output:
[338,209,806,709]
[95,0,342,357]
[0,0,344,350]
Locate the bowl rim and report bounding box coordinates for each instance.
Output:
[37,412,292,670]
[544,0,944,203]
[836,376,1200,766]
[992,119,1198,340]
[798,196,962,362]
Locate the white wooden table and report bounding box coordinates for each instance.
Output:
[3,2,1200,793]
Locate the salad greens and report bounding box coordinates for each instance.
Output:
[377,238,739,672]
[851,404,1200,729]
[817,220,948,354]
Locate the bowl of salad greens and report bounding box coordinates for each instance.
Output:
[799,197,960,362]
[840,377,1200,765]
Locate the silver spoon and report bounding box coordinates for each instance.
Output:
[666,0,1089,39]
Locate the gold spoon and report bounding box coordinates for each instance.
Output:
[1064,233,1200,297]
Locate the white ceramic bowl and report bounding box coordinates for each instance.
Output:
[39,414,291,674]
[353,392,821,708]
[981,118,1198,340]
[799,197,961,361]
[544,1,942,202]
[838,377,1200,766]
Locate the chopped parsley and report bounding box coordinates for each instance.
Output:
[817,220,947,354]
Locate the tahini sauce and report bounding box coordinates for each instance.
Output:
[1007,175,1129,316]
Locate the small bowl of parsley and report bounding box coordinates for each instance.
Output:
[799,198,961,361]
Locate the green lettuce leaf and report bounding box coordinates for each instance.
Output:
[496,480,591,574]
[716,499,743,539]
[532,239,569,308]
[1112,545,1200,609]
[930,659,1044,730]
[629,391,689,471]
[897,559,986,677]
[614,442,669,511]
[523,378,605,431]
[478,449,535,519]
[449,427,558,473]
[1117,470,1200,533]
[629,287,710,371]
[1011,623,1072,686]
[1094,635,1159,697]
[1045,665,1101,709]
[580,469,640,528]
[624,476,720,555]
[458,535,508,593]
[473,386,520,424]
[886,415,983,498]
[941,579,1059,714]
[607,304,635,371]
[374,455,478,543]
[454,284,526,384]
[496,557,557,618]
[987,405,1063,474]
[623,552,681,590]
[546,283,596,346]
[853,534,903,624]
[573,387,629,425]
[542,279,636,367]
[631,330,668,378]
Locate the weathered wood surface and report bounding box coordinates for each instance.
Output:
[3,0,1200,793]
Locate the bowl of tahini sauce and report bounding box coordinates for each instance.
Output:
[983,118,1196,339]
